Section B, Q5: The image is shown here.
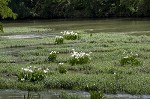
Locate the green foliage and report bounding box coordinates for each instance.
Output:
[69,55,90,66]
[69,49,92,66]
[0,22,150,94]
[58,63,67,74]
[0,0,16,19]
[90,91,105,99]
[18,66,48,82]
[48,51,58,62]
[55,36,64,44]
[0,0,16,33]
[120,51,141,66]
[62,31,79,40]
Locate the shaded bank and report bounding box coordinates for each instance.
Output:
[9,0,150,19]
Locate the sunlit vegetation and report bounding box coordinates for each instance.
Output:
[0,25,150,95]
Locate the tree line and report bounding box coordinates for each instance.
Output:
[7,0,150,19]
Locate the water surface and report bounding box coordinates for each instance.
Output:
[1,18,150,36]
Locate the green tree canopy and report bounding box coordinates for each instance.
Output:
[0,0,16,32]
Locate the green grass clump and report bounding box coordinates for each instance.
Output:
[58,63,67,74]
[48,51,58,62]
[18,66,48,82]
[55,36,64,44]
[90,91,105,99]
[120,51,141,66]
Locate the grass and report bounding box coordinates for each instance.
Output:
[0,21,150,96]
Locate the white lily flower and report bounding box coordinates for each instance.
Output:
[59,63,64,65]
[43,70,48,73]
[28,69,33,73]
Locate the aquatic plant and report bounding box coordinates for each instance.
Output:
[69,49,92,65]
[55,36,64,44]
[58,63,67,74]
[120,51,141,66]
[48,51,58,62]
[18,66,49,82]
[61,31,79,40]
[90,91,105,99]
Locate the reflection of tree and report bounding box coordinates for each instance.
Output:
[24,91,41,99]
[0,22,3,32]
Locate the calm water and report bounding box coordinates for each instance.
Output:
[1,89,150,99]
[0,89,90,99]
[2,18,150,36]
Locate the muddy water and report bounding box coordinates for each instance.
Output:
[1,89,150,99]
[0,89,90,99]
[0,34,59,39]
[1,18,150,38]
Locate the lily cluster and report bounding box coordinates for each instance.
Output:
[48,51,58,62]
[61,31,79,40]
[58,63,67,74]
[18,66,49,82]
[55,36,64,44]
[69,49,92,65]
[120,51,140,66]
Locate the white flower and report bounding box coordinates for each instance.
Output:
[43,70,48,73]
[21,78,25,81]
[124,56,129,58]
[23,68,29,71]
[46,68,49,71]
[70,49,91,59]
[28,69,33,73]
[50,51,58,54]
[135,53,138,56]
[86,53,90,56]
[89,52,92,54]
[61,31,78,36]
[55,36,63,38]
[59,63,64,65]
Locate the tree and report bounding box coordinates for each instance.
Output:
[0,0,16,32]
